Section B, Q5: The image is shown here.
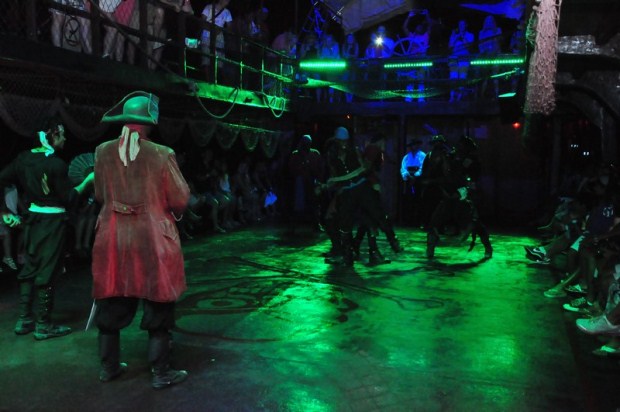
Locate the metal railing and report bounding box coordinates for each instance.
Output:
[0,1,526,103]
[0,0,296,95]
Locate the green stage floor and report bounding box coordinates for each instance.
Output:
[0,224,618,411]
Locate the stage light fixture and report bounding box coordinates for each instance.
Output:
[299,60,347,71]
[383,61,433,69]
[470,57,525,66]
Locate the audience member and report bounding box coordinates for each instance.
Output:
[49,0,93,54]
[401,9,431,102]
[318,34,340,102]
[340,33,359,102]
[364,25,394,59]
[364,26,394,89]
[0,186,20,271]
[448,19,474,102]
[478,15,502,98]
[201,0,233,82]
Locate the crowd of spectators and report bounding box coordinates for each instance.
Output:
[0,2,527,100]
[526,161,620,357]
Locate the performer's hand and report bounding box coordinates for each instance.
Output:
[314,184,325,196]
[85,171,95,186]
[3,213,21,227]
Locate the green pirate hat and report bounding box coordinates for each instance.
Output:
[101,91,159,125]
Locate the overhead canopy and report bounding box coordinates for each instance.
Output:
[324,0,413,34]
[323,0,527,33]
[460,0,526,20]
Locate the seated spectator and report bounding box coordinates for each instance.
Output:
[1,185,20,271]
[49,0,92,54]
[214,159,239,229]
[252,160,277,217]
[194,149,227,234]
[233,159,261,223]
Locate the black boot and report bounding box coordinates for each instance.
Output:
[99,331,128,382]
[322,220,342,258]
[352,228,366,261]
[368,236,390,266]
[14,281,35,335]
[341,231,354,267]
[149,331,188,390]
[426,230,439,259]
[384,227,404,253]
[477,224,493,259]
[33,286,72,340]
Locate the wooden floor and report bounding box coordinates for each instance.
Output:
[0,224,619,411]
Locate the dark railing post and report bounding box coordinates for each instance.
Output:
[209,3,216,83]
[176,10,186,76]
[139,0,148,69]
[239,38,244,88]
[260,46,265,92]
[91,0,102,57]
[25,0,37,41]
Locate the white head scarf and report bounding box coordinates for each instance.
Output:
[37,131,55,157]
[118,125,143,166]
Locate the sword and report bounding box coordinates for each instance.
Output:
[85,300,97,331]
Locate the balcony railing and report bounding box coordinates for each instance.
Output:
[0,0,526,103]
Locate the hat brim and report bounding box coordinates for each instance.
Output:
[101,91,159,125]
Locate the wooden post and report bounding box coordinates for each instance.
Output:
[91,0,102,57]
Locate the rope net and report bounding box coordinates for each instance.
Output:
[524,0,563,115]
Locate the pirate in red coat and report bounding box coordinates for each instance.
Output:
[92,91,190,389]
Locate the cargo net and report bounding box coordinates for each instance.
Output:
[297,65,521,101]
[0,66,129,141]
[524,0,563,115]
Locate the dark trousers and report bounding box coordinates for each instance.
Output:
[337,180,385,233]
[95,297,176,334]
[19,213,67,286]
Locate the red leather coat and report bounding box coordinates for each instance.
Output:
[92,138,190,302]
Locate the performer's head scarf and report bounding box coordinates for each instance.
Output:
[101,91,159,166]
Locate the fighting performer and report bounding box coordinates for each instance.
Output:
[351,133,402,264]
[421,134,492,259]
[0,119,93,339]
[319,127,396,267]
[288,134,325,232]
[91,91,190,389]
[453,135,493,259]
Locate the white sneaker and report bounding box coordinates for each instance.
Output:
[576,315,620,335]
[3,256,17,270]
[563,297,591,313]
[524,246,546,261]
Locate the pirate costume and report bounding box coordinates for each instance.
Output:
[91,91,190,389]
[0,122,89,339]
